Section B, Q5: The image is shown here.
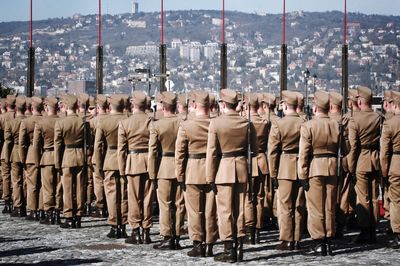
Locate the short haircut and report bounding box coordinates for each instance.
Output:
[163,102,176,113]
[224,101,238,110]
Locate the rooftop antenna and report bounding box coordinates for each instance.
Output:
[342,0,348,111]
[96,0,104,95]
[220,0,227,90]
[278,0,287,117]
[26,0,35,97]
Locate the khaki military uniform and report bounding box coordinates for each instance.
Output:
[348,109,381,230]
[176,114,218,244]
[383,111,394,220]
[54,114,90,218]
[94,112,129,226]
[149,115,185,238]
[19,113,43,213]
[206,112,257,241]
[268,113,305,242]
[79,112,94,209]
[33,114,61,212]
[381,113,400,233]
[0,110,15,202]
[4,114,26,210]
[298,114,339,240]
[118,111,153,230]
[245,113,268,231]
[90,113,107,211]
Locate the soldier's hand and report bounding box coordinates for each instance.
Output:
[178,182,186,192]
[210,183,218,194]
[57,168,63,176]
[152,179,158,190]
[271,177,279,189]
[350,173,357,185]
[300,180,310,192]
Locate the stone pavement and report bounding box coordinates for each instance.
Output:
[0,201,398,265]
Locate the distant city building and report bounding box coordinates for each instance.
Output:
[67,80,96,96]
[179,45,190,60]
[126,43,157,56]
[171,39,182,49]
[132,1,139,14]
[203,43,218,59]
[189,46,201,62]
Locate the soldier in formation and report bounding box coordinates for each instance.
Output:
[1,85,400,262]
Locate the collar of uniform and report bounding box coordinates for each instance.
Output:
[110,112,124,115]
[164,114,177,118]
[316,114,330,118]
[195,114,209,119]
[133,110,145,115]
[224,112,239,117]
[48,114,58,118]
[362,109,374,112]
[67,113,78,117]
[285,113,299,117]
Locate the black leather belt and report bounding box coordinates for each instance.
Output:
[108,145,118,150]
[361,144,379,151]
[162,152,175,157]
[281,149,299,154]
[43,148,54,152]
[313,153,336,158]
[188,153,206,159]
[129,149,148,154]
[65,144,83,149]
[393,151,400,155]
[220,151,246,158]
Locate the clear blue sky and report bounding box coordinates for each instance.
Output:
[1,0,399,22]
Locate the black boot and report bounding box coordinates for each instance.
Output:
[107,226,118,238]
[84,204,92,217]
[125,228,142,244]
[244,226,256,245]
[40,211,53,225]
[2,201,11,214]
[187,241,205,257]
[54,210,61,225]
[10,207,25,217]
[389,233,400,249]
[307,239,327,256]
[153,236,175,250]
[35,210,40,221]
[60,218,75,229]
[255,229,261,244]
[326,238,334,256]
[369,226,377,243]
[294,241,302,251]
[206,244,214,257]
[39,210,46,223]
[353,228,370,243]
[25,210,36,221]
[75,216,82,228]
[175,236,182,250]
[335,223,345,239]
[276,240,294,251]
[142,228,152,244]
[117,225,128,238]
[214,241,236,263]
[237,237,244,262]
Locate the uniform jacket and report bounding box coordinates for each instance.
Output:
[298,114,340,179]
[268,113,303,180]
[32,114,59,166]
[0,111,15,160]
[380,114,400,177]
[19,114,43,165]
[205,112,258,184]
[94,113,128,173]
[175,114,210,184]
[54,113,91,169]
[250,113,269,176]
[148,115,181,180]
[4,114,26,163]
[347,110,381,173]
[117,111,152,176]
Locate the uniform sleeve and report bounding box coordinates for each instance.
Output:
[32,123,43,167]
[148,122,159,180]
[18,120,28,164]
[298,124,312,180]
[267,121,281,178]
[4,121,12,163]
[347,118,359,174]
[380,121,392,178]
[117,121,127,176]
[54,120,63,169]
[175,124,188,183]
[93,121,105,175]
[250,122,258,158]
[206,120,219,183]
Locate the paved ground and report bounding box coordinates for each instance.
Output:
[0,201,399,265]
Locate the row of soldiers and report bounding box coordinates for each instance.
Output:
[0,86,399,262]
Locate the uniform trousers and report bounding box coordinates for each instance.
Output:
[127,173,153,229]
[337,172,357,224]
[305,176,337,240]
[389,175,400,233]
[277,179,305,241]
[185,184,218,244]
[264,174,277,218]
[93,169,106,209]
[104,171,128,225]
[25,164,41,211]
[157,178,185,237]
[216,183,246,241]
[245,174,265,229]
[355,171,380,229]
[61,167,85,218]
[85,165,94,205]
[41,165,60,211]
[2,160,11,202]
[11,162,24,208]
